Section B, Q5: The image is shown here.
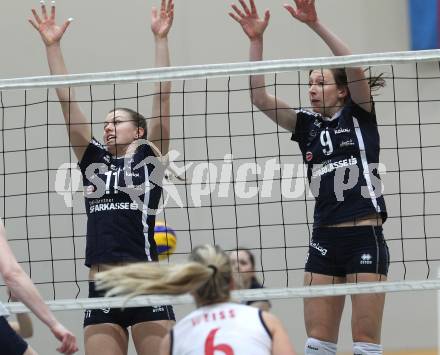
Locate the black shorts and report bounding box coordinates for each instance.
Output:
[0,316,28,355]
[305,226,389,277]
[83,282,175,328]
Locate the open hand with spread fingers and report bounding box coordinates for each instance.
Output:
[151,0,174,39]
[29,0,72,46]
[229,0,270,41]
[283,0,318,24]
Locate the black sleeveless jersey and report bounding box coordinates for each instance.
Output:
[291,100,387,227]
[79,138,163,266]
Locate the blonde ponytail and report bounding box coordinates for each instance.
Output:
[95,244,233,305]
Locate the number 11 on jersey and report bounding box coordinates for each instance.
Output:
[104,169,120,194]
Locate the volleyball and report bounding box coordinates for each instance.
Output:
[154,221,177,260]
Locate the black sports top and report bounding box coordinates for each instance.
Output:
[245,278,271,307]
[291,100,387,227]
[79,138,163,266]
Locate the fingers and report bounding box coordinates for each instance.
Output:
[166,0,173,14]
[56,342,66,354]
[154,0,173,19]
[238,0,251,16]
[263,9,270,24]
[284,3,302,20]
[56,338,67,354]
[30,0,57,29]
[168,0,174,21]
[57,333,78,355]
[151,6,158,20]
[298,0,315,11]
[228,11,242,24]
[249,0,257,15]
[51,0,56,20]
[31,8,42,25]
[66,335,78,354]
[283,4,296,17]
[40,0,48,20]
[231,4,245,19]
[60,18,73,35]
[28,18,40,31]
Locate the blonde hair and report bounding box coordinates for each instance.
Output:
[95,244,232,306]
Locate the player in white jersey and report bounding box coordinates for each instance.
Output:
[0,219,77,355]
[95,244,297,355]
[172,302,271,355]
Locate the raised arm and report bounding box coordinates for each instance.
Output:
[29,1,91,161]
[0,221,78,354]
[229,0,297,132]
[284,0,372,112]
[149,0,174,155]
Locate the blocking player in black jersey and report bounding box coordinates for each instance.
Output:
[30,1,176,354]
[95,244,296,355]
[230,0,389,354]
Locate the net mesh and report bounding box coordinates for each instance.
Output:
[1,50,440,311]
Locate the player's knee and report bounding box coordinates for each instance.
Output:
[353,341,383,354]
[352,329,380,344]
[307,325,339,344]
[352,321,381,344]
[305,337,337,355]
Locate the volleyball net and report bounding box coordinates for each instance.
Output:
[1,49,440,312]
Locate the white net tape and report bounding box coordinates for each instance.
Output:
[6,279,440,313]
[0,49,439,90]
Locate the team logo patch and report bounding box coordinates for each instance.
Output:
[305,151,313,162]
[310,241,327,256]
[334,128,351,134]
[360,253,373,265]
[313,119,322,128]
[86,185,95,195]
[340,139,355,148]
